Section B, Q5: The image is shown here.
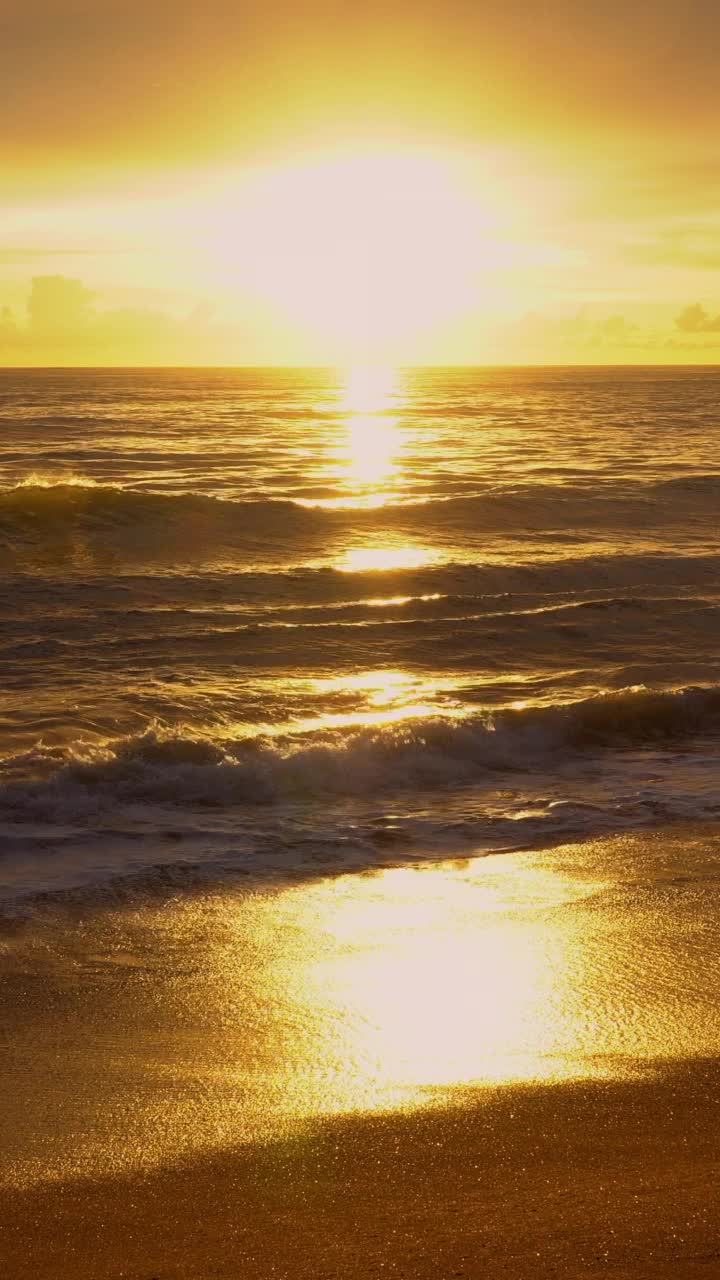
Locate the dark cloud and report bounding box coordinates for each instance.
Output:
[664,335,720,351]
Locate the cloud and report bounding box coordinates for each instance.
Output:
[28,275,95,335]
[0,274,240,365]
[504,307,638,353]
[593,314,638,344]
[675,303,720,333]
[4,274,720,366]
[0,306,19,340]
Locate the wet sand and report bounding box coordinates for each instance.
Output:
[2,828,720,1277]
[3,1060,720,1279]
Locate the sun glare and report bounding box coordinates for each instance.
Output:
[205,149,500,362]
[338,365,399,415]
[338,545,437,572]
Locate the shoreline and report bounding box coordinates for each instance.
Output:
[3,826,720,1276]
[4,810,720,917]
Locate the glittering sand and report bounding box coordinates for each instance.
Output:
[3,828,720,1277]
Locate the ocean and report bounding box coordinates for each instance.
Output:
[2,364,720,905]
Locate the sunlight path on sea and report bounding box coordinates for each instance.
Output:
[312,365,443,570]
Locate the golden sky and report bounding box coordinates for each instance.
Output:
[2,0,720,363]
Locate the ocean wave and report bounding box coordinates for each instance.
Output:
[0,482,321,537]
[0,475,717,559]
[655,473,720,496]
[5,553,720,629]
[3,684,720,821]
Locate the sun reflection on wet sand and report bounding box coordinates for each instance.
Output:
[9,833,720,1189]
[211,857,606,1128]
[4,855,601,1187]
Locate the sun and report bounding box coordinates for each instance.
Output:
[202,148,504,363]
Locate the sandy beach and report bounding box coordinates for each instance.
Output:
[4,1061,720,1279]
[3,827,720,1277]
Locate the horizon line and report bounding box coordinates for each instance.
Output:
[2,362,720,372]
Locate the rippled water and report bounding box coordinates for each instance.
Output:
[2,364,720,900]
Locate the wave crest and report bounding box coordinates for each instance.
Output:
[2,473,718,560]
[3,684,720,821]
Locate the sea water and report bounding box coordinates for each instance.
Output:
[2,365,720,902]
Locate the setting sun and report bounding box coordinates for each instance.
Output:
[201,149,504,362]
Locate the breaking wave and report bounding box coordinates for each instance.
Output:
[4,684,720,821]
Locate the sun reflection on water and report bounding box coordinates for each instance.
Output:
[339,365,400,415]
[338,544,438,572]
[309,365,406,511]
[286,668,462,734]
[341,416,400,490]
[316,668,424,703]
[307,366,438,571]
[339,367,400,492]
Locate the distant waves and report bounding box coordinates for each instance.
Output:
[2,475,720,572]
